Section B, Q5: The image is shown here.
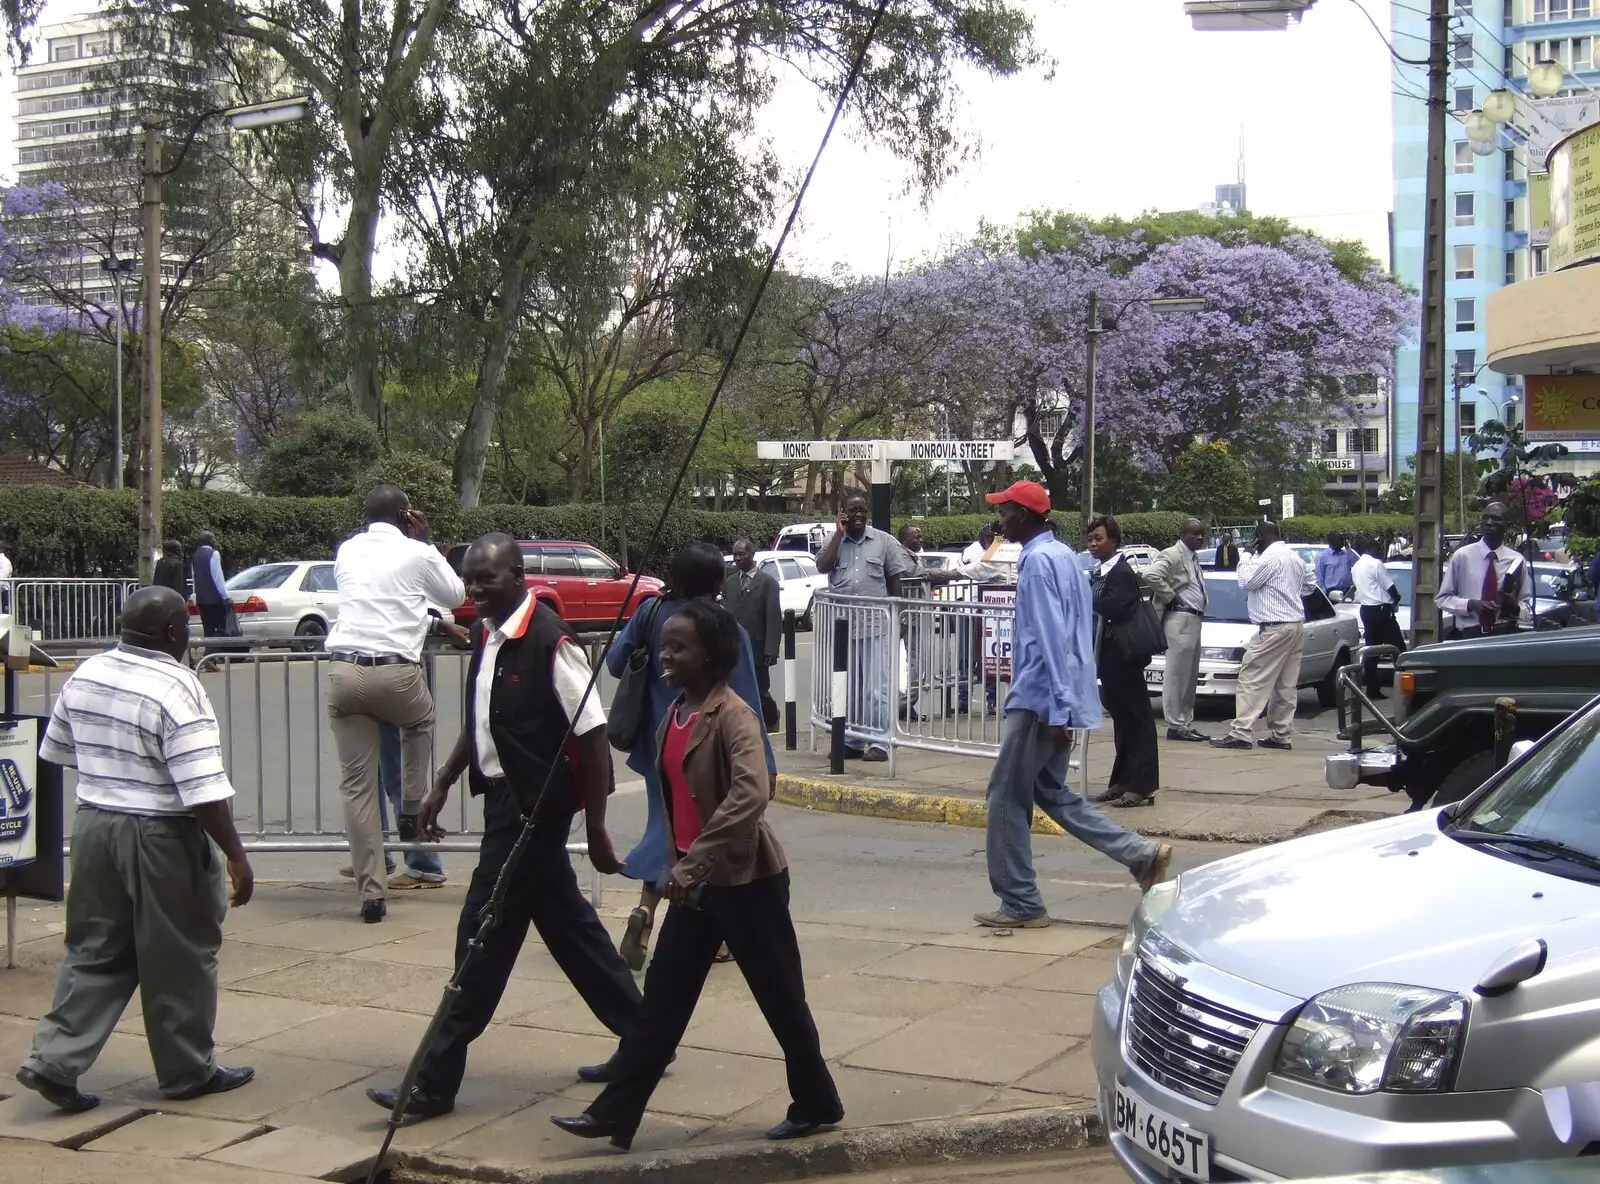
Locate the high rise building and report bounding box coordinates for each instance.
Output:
[1392,0,1600,482]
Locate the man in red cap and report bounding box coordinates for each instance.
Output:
[975,481,1172,927]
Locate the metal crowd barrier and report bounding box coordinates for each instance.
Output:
[10,578,139,646]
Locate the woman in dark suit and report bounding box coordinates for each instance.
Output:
[1085,516,1161,808]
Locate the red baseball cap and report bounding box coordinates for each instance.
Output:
[985,480,1052,516]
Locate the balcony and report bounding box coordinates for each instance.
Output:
[1486,266,1600,373]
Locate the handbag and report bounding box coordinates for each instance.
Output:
[1112,597,1168,663]
[607,596,664,751]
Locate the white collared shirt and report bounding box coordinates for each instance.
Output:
[1175,546,1207,612]
[473,594,606,777]
[1236,540,1314,625]
[324,522,466,662]
[1438,539,1532,630]
[1350,554,1396,606]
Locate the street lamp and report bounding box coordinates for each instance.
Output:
[1082,292,1206,529]
[99,256,136,489]
[1184,0,1317,30]
[138,95,311,584]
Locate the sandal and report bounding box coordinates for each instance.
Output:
[713,945,734,964]
[1107,791,1155,808]
[620,907,653,972]
[1091,786,1126,804]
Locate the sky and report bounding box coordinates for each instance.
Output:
[1,0,1398,276]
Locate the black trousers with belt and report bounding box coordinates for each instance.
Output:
[1358,604,1406,694]
[586,869,843,1134]
[1099,651,1160,795]
[416,782,642,1100]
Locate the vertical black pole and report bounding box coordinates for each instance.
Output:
[870,481,893,534]
[783,610,798,752]
[829,617,848,774]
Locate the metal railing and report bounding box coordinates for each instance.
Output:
[10,578,139,646]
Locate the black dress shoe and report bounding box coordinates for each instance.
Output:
[767,1117,838,1140]
[361,899,387,924]
[15,1065,99,1112]
[170,1065,255,1100]
[365,1084,455,1125]
[550,1113,634,1151]
[577,1052,673,1084]
[1210,736,1253,750]
[1166,728,1211,742]
[1258,737,1293,751]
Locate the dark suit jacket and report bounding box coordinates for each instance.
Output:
[723,567,781,665]
[1091,554,1148,669]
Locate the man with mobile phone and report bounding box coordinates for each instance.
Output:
[325,485,465,923]
[1438,502,1532,637]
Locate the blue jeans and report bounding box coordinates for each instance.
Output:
[845,633,890,751]
[376,721,444,878]
[984,710,1156,919]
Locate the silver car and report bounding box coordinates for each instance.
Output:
[1093,700,1600,1181]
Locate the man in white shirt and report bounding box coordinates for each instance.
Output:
[1140,518,1211,742]
[1438,502,1532,638]
[20,587,255,1112]
[1212,521,1316,752]
[325,485,466,923]
[365,534,636,1125]
[1350,535,1405,698]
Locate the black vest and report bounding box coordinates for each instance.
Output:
[464,600,579,811]
[191,545,226,604]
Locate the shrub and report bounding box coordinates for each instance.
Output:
[1279,514,1415,544]
[254,408,383,497]
[900,510,1188,550]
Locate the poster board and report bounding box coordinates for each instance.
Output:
[981,587,1016,679]
[0,719,35,869]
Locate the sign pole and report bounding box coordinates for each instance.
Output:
[870,457,893,533]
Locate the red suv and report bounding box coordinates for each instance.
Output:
[445,540,662,630]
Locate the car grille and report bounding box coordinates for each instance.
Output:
[1126,957,1263,1105]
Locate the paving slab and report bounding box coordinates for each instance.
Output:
[264,1068,534,1154]
[863,944,1058,988]
[236,1005,428,1068]
[227,916,429,955]
[224,953,425,1006]
[682,999,910,1060]
[925,987,1099,1038]
[808,1066,1014,1129]
[434,1093,707,1165]
[17,1141,323,1183]
[926,923,1112,957]
[82,1112,266,1157]
[1016,1043,1100,1100]
[204,1124,390,1182]
[1009,951,1120,996]
[842,1015,1075,1086]
[119,990,337,1047]
[0,1092,143,1147]
[641,1046,791,1120]
[119,1050,375,1123]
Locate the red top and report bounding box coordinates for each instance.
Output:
[662,707,703,854]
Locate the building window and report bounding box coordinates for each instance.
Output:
[1456,298,1477,331]
[1456,0,1472,11]
[1505,148,1518,181]
[1454,244,1476,279]
[1535,0,1546,15]
[1506,249,1518,284]
[1533,245,1549,273]
[1454,86,1475,113]
[1577,36,1592,69]
[1455,34,1475,66]
[1455,192,1476,224]
[49,42,76,61]
[1319,429,1339,455]
[1580,0,1594,15]
[1456,349,1478,376]
[1507,44,1517,75]
[1551,0,1569,16]
[1506,198,1518,231]
[1346,428,1380,454]
[1455,141,1476,173]
[1459,405,1477,433]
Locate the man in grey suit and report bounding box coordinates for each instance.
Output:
[724,539,782,730]
[1140,518,1211,742]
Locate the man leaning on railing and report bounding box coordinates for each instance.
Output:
[814,494,911,762]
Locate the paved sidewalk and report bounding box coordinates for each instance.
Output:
[0,882,1111,1182]
[777,726,1406,844]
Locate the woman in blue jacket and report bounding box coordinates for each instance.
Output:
[606,542,776,969]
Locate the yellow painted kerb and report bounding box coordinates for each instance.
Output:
[775,774,1067,837]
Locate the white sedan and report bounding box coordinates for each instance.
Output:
[1142,573,1361,708]
[724,551,829,628]
[215,560,339,649]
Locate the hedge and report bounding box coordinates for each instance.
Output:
[902,511,1189,550]
[1279,514,1415,544]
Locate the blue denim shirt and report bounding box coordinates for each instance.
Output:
[1316,546,1355,592]
[1004,532,1102,730]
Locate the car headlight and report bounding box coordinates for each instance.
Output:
[1200,646,1245,662]
[1276,984,1467,1094]
[1117,877,1181,985]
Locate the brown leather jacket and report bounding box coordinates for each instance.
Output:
[655,683,788,889]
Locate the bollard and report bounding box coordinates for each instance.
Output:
[1493,697,1517,770]
[783,610,798,752]
[830,617,848,774]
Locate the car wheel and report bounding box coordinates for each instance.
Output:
[1431,749,1498,809]
[1316,649,1350,709]
[294,617,327,653]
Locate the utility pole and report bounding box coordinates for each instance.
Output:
[1411,0,1450,648]
[1452,367,1466,532]
[138,124,163,587]
[1082,289,1100,531]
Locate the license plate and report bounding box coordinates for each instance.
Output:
[1113,1085,1210,1181]
[1143,669,1164,685]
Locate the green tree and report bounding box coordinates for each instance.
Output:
[1160,442,1253,523]
[255,408,383,497]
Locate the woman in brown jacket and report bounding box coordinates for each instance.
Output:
[552,600,843,1150]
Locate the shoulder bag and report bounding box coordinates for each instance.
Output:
[607,596,665,751]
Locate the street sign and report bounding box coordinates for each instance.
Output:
[755,439,1014,463]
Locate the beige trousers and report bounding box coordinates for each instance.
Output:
[1227,622,1304,744]
[327,660,436,902]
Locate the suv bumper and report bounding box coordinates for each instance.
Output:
[1325,747,1399,790]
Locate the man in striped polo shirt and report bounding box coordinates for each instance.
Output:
[17,586,256,1113]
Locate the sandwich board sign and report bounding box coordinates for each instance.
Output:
[0,719,37,869]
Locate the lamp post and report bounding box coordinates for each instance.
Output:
[137,96,311,584]
[99,256,136,489]
[1081,292,1206,530]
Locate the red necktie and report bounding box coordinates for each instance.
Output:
[1480,551,1498,629]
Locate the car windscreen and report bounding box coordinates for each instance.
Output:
[1450,706,1600,875]
[1387,565,1413,601]
[1202,575,1251,623]
[227,564,296,592]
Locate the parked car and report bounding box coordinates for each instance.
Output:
[1097,698,1600,1182]
[1328,624,1600,810]
[444,540,662,630]
[1141,573,1360,708]
[722,550,828,627]
[195,560,339,649]
[1333,561,1418,637]
[772,521,835,555]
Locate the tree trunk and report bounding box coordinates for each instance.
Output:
[454,253,531,507]
[340,172,384,423]
[569,416,599,501]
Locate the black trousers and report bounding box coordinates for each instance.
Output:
[1359,605,1406,694]
[1100,653,1159,795]
[753,660,779,730]
[416,783,641,1100]
[197,603,229,637]
[587,870,842,1134]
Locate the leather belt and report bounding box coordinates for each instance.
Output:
[1256,620,1300,630]
[328,652,418,667]
[1168,605,1203,616]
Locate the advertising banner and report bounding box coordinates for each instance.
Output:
[0,719,37,869]
[1523,374,1600,441]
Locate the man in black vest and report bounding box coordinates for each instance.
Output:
[366,534,638,1124]
[189,532,229,637]
[723,539,781,729]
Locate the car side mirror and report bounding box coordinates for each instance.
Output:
[1509,739,1536,763]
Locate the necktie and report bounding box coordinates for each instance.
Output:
[1480,551,1498,628]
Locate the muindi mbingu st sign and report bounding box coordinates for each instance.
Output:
[755,440,1015,464]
